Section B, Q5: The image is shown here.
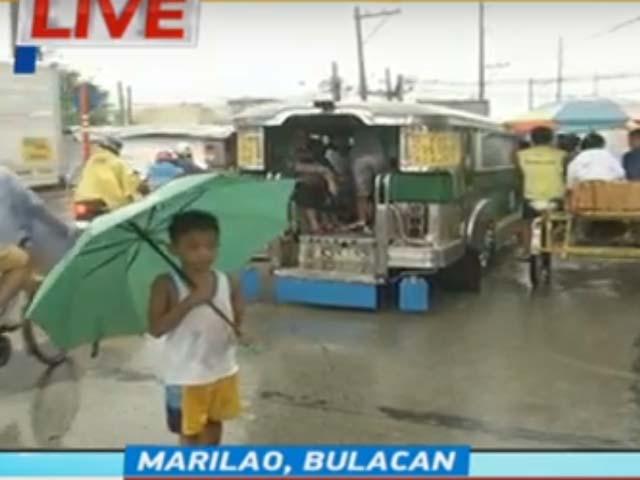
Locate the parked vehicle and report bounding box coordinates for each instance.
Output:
[0,63,63,188]
[234,100,522,308]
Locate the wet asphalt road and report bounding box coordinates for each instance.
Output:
[1,190,640,448]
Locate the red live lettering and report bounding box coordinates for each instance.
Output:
[146,0,187,39]
[32,0,71,39]
[75,0,143,39]
[31,0,188,42]
[97,0,143,38]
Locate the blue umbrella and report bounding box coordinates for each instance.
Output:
[507,98,631,133]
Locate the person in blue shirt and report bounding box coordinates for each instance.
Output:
[0,167,74,326]
[623,129,640,181]
[147,151,186,191]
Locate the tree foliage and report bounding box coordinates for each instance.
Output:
[59,69,112,127]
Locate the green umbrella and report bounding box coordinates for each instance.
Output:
[26,174,294,351]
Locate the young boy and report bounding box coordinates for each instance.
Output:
[148,210,243,445]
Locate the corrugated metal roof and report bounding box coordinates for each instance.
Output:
[233,100,502,130]
[68,124,235,142]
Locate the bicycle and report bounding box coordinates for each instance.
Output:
[0,278,67,369]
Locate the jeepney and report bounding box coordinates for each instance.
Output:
[234,100,521,309]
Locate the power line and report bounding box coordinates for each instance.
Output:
[415,71,640,87]
[591,14,640,38]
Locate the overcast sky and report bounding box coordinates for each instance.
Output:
[2,2,640,118]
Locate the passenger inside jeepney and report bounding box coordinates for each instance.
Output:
[325,134,356,223]
[291,130,339,233]
[350,129,388,232]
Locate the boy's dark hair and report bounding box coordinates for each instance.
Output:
[629,128,640,139]
[530,126,554,146]
[581,132,605,150]
[169,210,220,243]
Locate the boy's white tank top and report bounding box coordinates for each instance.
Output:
[161,271,238,386]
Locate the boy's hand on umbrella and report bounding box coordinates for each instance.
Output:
[187,281,214,307]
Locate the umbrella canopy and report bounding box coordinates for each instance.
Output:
[506,98,632,134]
[26,174,294,350]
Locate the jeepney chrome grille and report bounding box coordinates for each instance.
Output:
[389,203,429,241]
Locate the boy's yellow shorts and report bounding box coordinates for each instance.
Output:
[0,245,29,274]
[165,374,241,436]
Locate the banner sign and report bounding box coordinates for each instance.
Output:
[124,446,471,478]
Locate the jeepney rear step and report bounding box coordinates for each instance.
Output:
[274,268,383,310]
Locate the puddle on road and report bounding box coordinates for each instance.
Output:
[378,406,628,448]
[30,362,80,448]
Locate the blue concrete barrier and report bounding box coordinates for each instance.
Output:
[240,267,261,302]
[275,276,378,310]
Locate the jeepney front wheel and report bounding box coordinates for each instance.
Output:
[439,249,482,293]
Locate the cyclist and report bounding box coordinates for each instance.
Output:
[517,126,567,255]
[0,167,74,327]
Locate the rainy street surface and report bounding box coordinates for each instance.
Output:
[1,190,640,448]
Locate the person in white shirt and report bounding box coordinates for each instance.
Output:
[566,132,626,189]
[149,211,243,445]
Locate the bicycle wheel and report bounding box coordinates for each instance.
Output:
[542,252,552,284]
[22,319,66,367]
[0,335,11,368]
[529,254,543,289]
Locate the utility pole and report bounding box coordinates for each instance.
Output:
[478,2,486,100]
[330,62,342,102]
[395,75,405,102]
[528,78,534,110]
[592,74,600,97]
[354,7,367,101]
[354,6,401,102]
[385,68,393,100]
[556,36,564,102]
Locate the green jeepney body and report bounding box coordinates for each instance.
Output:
[233,101,521,285]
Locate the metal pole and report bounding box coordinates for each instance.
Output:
[478,2,486,100]
[9,1,18,59]
[354,7,368,101]
[593,74,600,97]
[331,61,341,102]
[528,78,534,110]
[117,82,126,126]
[126,86,133,125]
[80,83,91,162]
[385,68,393,100]
[396,74,404,102]
[556,36,564,102]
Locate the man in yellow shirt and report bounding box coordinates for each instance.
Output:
[517,126,567,254]
[75,137,143,210]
